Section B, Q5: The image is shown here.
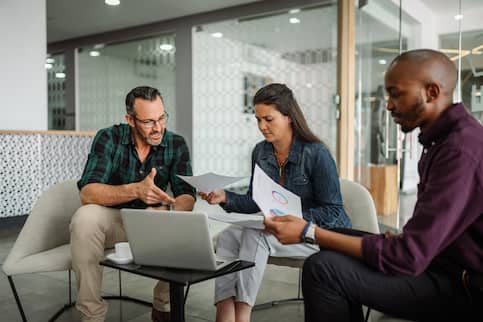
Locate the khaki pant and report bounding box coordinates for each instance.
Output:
[70,204,170,321]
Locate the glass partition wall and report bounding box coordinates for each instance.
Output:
[45,0,483,230]
[77,33,176,131]
[354,0,421,229]
[441,30,483,123]
[355,0,483,230]
[192,4,339,186]
[46,53,67,130]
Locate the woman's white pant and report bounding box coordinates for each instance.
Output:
[214,226,318,306]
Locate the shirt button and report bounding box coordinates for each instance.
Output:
[423,149,427,154]
[139,170,144,175]
[431,142,435,146]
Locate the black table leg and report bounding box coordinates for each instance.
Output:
[170,283,185,322]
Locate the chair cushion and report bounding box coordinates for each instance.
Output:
[3,244,72,276]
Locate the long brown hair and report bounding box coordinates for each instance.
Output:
[253,83,323,144]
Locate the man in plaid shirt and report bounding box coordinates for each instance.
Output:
[71,86,196,322]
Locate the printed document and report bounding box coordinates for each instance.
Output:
[177,173,246,193]
[252,164,302,218]
[208,212,265,229]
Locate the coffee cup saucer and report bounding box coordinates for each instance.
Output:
[106,252,133,265]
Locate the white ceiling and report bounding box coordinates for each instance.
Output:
[47,0,483,43]
[47,0,261,43]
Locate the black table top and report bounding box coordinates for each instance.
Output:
[100,259,254,286]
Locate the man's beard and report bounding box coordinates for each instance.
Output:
[135,124,163,146]
[400,96,425,133]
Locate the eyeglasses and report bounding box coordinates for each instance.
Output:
[131,113,169,128]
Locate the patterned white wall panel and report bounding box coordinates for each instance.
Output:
[0,134,92,218]
[192,16,337,185]
[0,135,42,218]
[39,135,92,188]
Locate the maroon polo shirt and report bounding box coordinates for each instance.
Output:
[362,103,483,275]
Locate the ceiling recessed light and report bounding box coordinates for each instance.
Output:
[159,44,174,51]
[289,8,301,14]
[46,58,55,64]
[45,63,53,69]
[211,32,223,38]
[55,72,66,79]
[89,50,100,57]
[378,59,387,65]
[289,17,300,24]
[454,14,463,20]
[105,0,120,6]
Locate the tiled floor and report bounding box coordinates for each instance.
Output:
[0,223,304,322]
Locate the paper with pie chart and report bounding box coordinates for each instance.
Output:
[252,164,302,218]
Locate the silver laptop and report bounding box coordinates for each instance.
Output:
[120,209,237,271]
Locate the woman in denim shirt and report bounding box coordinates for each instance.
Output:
[200,83,351,322]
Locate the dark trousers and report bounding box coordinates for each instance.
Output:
[302,250,482,322]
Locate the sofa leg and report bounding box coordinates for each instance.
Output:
[365,307,372,322]
[68,270,72,305]
[47,271,76,322]
[7,276,27,322]
[48,302,75,322]
[9,270,150,322]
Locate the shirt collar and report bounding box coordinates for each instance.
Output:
[418,103,466,148]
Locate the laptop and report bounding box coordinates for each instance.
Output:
[120,209,238,271]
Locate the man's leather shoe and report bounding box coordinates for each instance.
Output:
[151,308,171,322]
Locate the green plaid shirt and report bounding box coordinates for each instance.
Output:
[78,124,195,209]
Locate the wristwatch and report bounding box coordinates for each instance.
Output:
[302,222,316,244]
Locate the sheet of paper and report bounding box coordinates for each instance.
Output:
[177,173,247,193]
[252,164,302,218]
[208,212,265,229]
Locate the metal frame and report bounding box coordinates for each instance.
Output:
[7,269,152,322]
[253,268,303,310]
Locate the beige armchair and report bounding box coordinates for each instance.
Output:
[3,180,80,276]
[3,180,80,321]
[254,178,380,310]
[2,180,150,322]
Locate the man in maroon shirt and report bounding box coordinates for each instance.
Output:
[265,49,483,321]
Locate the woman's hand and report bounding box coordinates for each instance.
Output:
[198,189,227,205]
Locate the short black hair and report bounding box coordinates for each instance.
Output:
[125,86,162,115]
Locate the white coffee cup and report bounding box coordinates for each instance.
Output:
[114,242,132,259]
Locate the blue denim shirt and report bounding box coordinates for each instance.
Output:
[223,137,351,229]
